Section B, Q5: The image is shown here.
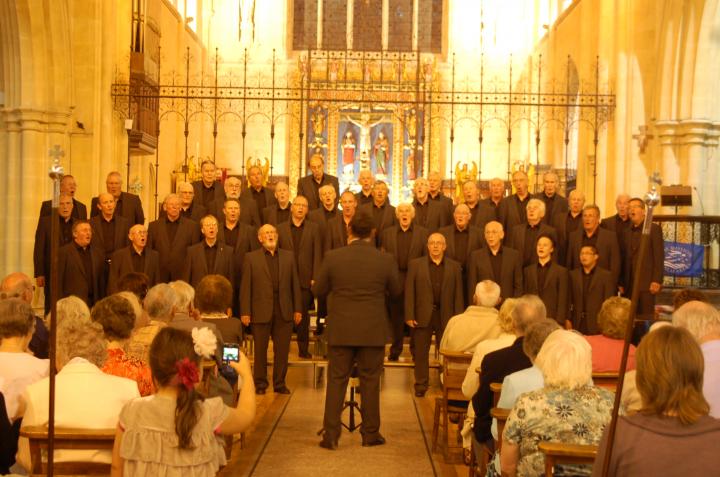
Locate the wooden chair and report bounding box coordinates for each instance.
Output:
[490,382,502,407]
[490,407,510,452]
[19,425,116,477]
[592,372,619,391]
[538,441,598,476]
[432,350,472,462]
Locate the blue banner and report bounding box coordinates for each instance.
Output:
[664,242,704,277]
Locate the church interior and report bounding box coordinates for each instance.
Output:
[1,0,720,476]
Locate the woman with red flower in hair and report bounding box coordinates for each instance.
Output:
[111,327,255,477]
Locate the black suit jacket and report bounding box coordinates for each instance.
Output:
[39,198,87,221]
[308,207,339,251]
[429,193,454,226]
[412,199,448,232]
[91,192,144,225]
[147,217,201,282]
[550,210,583,266]
[439,225,484,269]
[523,261,569,323]
[534,192,568,224]
[325,215,352,252]
[405,256,464,328]
[355,191,374,207]
[217,222,259,288]
[240,186,277,217]
[183,241,236,288]
[207,195,261,228]
[277,219,322,289]
[467,246,523,301]
[107,246,161,293]
[312,240,402,347]
[160,202,207,223]
[566,227,621,288]
[297,173,340,210]
[601,214,632,251]
[192,180,225,209]
[360,202,397,246]
[89,215,131,258]
[498,194,530,232]
[468,202,496,233]
[33,216,75,279]
[508,222,558,267]
[472,337,530,442]
[569,266,614,334]
[380,224,429,283]
[240,248,302,323]
[262,204,291,226]
[57,242,105,305]
[620,222,664,293]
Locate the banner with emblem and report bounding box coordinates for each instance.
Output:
[664,242,704,277]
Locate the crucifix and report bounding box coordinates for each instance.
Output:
[343,106,391,176]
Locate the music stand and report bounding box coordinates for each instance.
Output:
[342,363,362,432]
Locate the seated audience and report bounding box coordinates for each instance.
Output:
[501,330,614,477]
[462,298,520,399]
[126,284,177,361]
[114,272,150,305]
[440,280,503,353]
[18,301,139,469]
[584,296,636,372]
[112,327,256,476]
[620,321,671,414]
[671,300,720,417]
[168,280,224,362]
[0,299,49,423]
[672,287,709,310]
[593,326,720,476]
[91,295,154,396]
[1,272,49,359]
[484,318,560,475]
[195,275,243,346]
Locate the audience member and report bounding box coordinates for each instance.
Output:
[195,275,242,346]
[126,284,176,361]
[167,280,223,351]
[18,303,139,469]
[440,280,503,353]
[672,300,720,417]
[113,326,255,475]
[585,297,636,372]
[91,295,154,396]
[501,329,613,477]
[672,288,709,310]
[593,326,720,476]
[114,271,150,304]
[1,272,49,358]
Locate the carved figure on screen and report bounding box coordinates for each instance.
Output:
[342,132,356,176]
[406,150,416,180]
[374,131,390,175]
[455,162,477,201]
[405,108,417,144]
[310,107,325,147]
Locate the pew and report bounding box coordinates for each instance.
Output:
[538,441,598,476]
[432,350,472,462]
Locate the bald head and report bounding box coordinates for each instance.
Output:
[0,272,34,304]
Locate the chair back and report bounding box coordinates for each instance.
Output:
[592,372,619,391]
[439,350,473,403]
[490,407,510,451]
[538,441,598,477]
[490,382,502,407]
[19,425,116,477]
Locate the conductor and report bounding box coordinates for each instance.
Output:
[312,212,402,449]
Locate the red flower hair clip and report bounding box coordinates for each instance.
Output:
[174,358,200,391]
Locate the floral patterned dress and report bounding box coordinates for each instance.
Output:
[102,348,155,396]
[504,384,614,477]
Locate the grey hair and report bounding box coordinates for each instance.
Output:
[522,319,561,361]
[144,284,178,322]
[672,301,720,342]
[57,305,107,368]
[527,198,546,217]
[536,329,593,388]
[395,203,416,218]
[474,280,501,308]
[169,280,195,312]
[116,291,143,324]
[512,294,547,335]
[54,296,91,324]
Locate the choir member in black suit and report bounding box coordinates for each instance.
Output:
[326,190,357,251]
[312,212,402,449]
[89,192,131,288]
[380,203,429,361]
[462,180,496,232]
[107,224,160,294]
[241,165,277,220]
[297,154,340,210]
[566,204,621,288]
[262,181,291,226]
[508,198,558,267]
[355,169,375,206]
[38,174,87,221]
[308,184,339,250]
[175,181,207,222]
[411,178,448,232]
[523,235,568,324]
[147,194,201,282]
[467,221,523,302]
[57,220,105,306]
[240,224,302,394]
[550,189,585,266]
[277,195,322,358]
[601,193,632,246]
[405,233,464,396]
[207,176,261,228]
[184,215,235,288]
[534,171,568,224]
[34,194,76,313]
[360,180,396,247]
[568,245,615,334]
[192,160,225,209]
[620,197,665,318]
[90,171,144,225]
[498,170,531,232]
[439,204,484,305]
[427,171,454,224]
[482,177,505,219]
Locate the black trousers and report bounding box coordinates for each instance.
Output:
[294,288,314,354]
[251,317,293,390]
[322,345,385,442]
[411,310,444,392]
[388,293,406,358]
